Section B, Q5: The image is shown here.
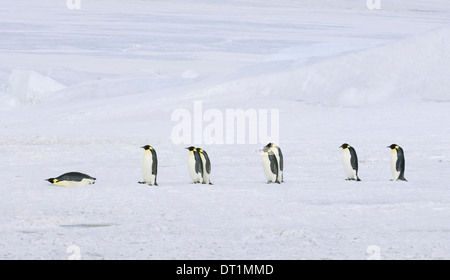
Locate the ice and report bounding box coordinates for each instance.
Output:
[1,0,450,260]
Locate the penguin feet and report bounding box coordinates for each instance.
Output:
[138,181,157,186]
[345,178,361,181]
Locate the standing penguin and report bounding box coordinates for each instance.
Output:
[139,145,158,186]
[268,143,283,182]
[186,146,203,183]
[340,143,361,181]
[46,172,96,187]
[261,143,282,184]
[387,144,407,181]
[198,148,212,185]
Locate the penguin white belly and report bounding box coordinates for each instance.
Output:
[262,153,277,183]
[54,178,95,187]
[342,149,357,180]
[188,152,202,183]
[142,152,156,185]
[391,150,400,181]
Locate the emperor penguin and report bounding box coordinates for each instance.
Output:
[46,172,96,187]
[139,145,158,186]
[186,146,203,183]
[340,143,361,181]
[387,144,407,181]
[272,143,284,182]
[198,148,212,185]
[261,143,282,184]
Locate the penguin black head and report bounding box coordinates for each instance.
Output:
[141,145,152,150]
[46,178,57,184]
[186,146,196,151]
[340,143,350,149]
[261,143,273,153]
[387,144,399,150]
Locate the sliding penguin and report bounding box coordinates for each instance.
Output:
[340,143,361,181]
[139,145,158,186]
[46,172,96,187]
[387,144,407,181]
[261,143,282,184]
[198,148,212,185]
[186,146,203,183]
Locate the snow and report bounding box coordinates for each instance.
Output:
[7,69,67,105]
[1,0,450,260]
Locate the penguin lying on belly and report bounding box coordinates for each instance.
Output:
[46,172,96,187]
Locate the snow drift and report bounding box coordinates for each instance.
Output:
[7,69,66,105]
[200,26,450,107]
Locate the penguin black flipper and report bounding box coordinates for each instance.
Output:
[59,172,96,182]
[349,147,361,181]
[194,149,204,177]
[349,147,358,171]
[151,148,158,176]
[277,146,283,172]
[201,149,212,185]
[396,147,407,181]
[201,150,211,174]
[268,153,279,178]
